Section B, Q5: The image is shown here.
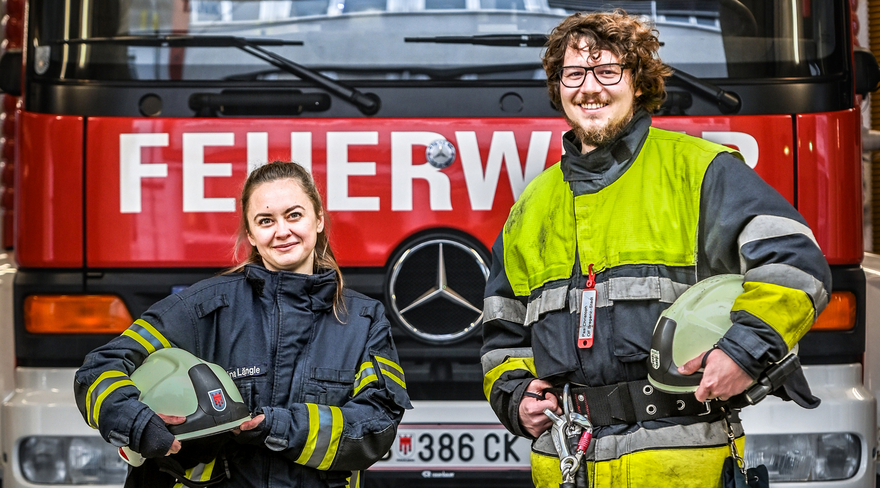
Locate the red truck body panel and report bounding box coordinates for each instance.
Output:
[14,110,861,268]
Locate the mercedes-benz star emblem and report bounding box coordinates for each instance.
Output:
[389,239,489,343]
[398,243,482,316]
[426,139,456,169]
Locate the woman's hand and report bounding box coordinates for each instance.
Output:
[239,414,266,432]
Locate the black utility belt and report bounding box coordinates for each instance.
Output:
[548,379,724,427]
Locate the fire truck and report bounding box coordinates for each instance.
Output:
[1,0,879,486]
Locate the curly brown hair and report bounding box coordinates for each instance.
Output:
[542,10,672,113]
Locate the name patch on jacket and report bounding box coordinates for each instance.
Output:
[226,363,268,380]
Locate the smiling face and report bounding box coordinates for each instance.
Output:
[246,179,324,274]
[560,41,641,153]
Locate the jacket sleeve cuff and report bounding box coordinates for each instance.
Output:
[716,323,771,379]
[508,378,533,439]
[99,398,150,448]
[262,406,293,452]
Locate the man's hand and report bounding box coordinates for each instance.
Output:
[678,349,753,402]
[518,379,561,438]
[156,413,185,455]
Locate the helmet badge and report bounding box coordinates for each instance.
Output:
[209,388,227,411]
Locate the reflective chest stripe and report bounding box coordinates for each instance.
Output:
[522,275,691,326]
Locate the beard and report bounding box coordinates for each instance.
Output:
[565,98,635,150]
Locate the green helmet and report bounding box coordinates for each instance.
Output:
[648,274,745,393]
[118,348,251,467]
[131,348,251,441]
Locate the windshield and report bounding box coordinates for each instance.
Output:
[29,0,844,82]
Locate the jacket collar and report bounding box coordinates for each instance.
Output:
[561,109,652,195]
[243,264,336,312]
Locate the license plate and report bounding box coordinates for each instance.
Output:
[370,424,531,470]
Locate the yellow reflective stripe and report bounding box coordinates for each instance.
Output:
[92,377,134,428]
[732,281,815,349]
[173,459,215,487]
[296,404,343,469]
[381,369,406,390]
[86,371,126,426]
[296,403,322,465]
[353,361,378,396]
[317,406,343,470]
[376,356,406,389]
[353,373,378,396]
[348,470,361,488]
[200,459,215,481]
[354,361,373,383]
[354,357,407,395]
[483,357,536,401]
[86,371,131,428]
[134,319,173,348]
[375,356,404,377]
[121,319,172,354]
[121,329,156,354]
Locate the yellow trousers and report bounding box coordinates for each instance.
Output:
[530,418,745,488]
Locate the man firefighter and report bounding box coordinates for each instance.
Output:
[480,10,831,488]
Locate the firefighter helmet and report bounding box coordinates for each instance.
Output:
[648,274,748,393]
[120,348,251,466]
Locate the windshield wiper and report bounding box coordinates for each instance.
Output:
[668,67,741,114]
[227,62,543,82]
[63,35,381,115]
[404,34,548,47]
[404,34,740,113]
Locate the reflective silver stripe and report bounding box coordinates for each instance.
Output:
[738,215,818,272]
[591,419,743,462]
[483,296,526,324]
[745,263,829,311]
[524,286,568,326]
[480,347,533,375]
[189,463,205,481]
[304,405,336,468]
[566,278,691,316]
[534,419,744,461]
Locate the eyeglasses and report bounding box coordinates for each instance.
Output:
[558,63,629,88]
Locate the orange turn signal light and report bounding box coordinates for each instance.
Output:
[24,295,133,334]
[811,291,856,331]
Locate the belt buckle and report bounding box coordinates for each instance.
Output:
[698,400,712,416]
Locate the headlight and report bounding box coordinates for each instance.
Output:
[745,433,860,482]
[20,436,128,484]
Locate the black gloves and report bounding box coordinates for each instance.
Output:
[130,411,176,459]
